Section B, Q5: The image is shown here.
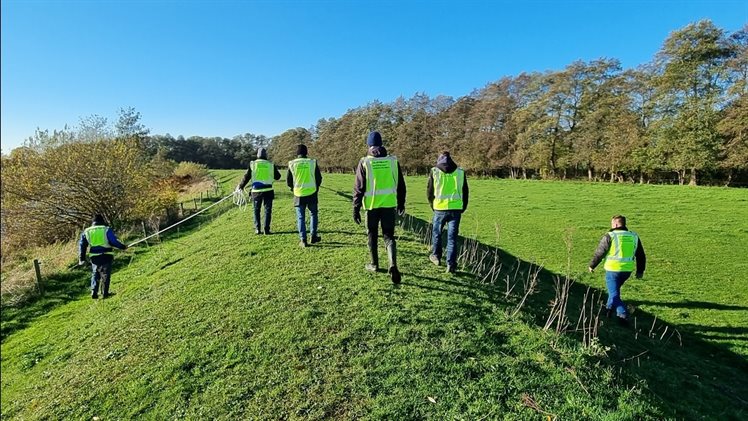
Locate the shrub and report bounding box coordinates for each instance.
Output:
[173,161,209,182]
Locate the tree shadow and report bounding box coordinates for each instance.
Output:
[392,210,748,417]
[632,299,748,311]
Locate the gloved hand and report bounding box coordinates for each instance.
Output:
[635,272,643,279]
[397,205,405,217]
[353,207,362,225]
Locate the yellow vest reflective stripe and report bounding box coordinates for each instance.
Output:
[432,167,464,211]
[84,226,113,256]
[362,156,398,210]
[604,230,639,272]
[288,158,317,197]
[250,159,274,192]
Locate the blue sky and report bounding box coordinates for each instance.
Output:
[2,0,746,152]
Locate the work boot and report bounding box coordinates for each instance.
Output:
[616,316,629,327]
[385,241,398,270]
[388,267,401,284]
[429,254,440,266]
[446,265,456,274]
[254,229,261,235]
[365,263,378,272]
[310,235,321,244]
[91,293,98,299]
[264,229,272,235]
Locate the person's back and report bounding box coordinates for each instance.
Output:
[427,152,469,273]
[287,144,322,247]
[237,148,281,235]
[79,215,127,299]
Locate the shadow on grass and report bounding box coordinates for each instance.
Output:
[397,212,748,417]
[1,198,237,344]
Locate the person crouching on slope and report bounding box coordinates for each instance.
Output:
[287,144,323,248]
[79,214,128,299]
[352,131,406,284]
[588,215,647,326]
[427,151,469,274]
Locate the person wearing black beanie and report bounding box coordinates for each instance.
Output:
[352,131,407,284]
[78,214,128,299]
[287,143,323,247]
[236,148,282,234]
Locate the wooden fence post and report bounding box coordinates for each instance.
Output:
[180,202,185,217]
[194,198,199,209]
[33,259,43,295]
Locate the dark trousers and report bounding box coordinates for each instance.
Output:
[252,191,274,232]
[366,207,397,269]
[90,255,113,297]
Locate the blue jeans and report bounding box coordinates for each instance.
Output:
[431,210,462,267]
[295,201,318,240]
[605,271,632,317]
[91,260,113,296]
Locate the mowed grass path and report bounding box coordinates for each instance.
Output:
[1,170,746,419]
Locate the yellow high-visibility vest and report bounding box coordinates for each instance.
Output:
[432,167,464,211]
[84,226,114,257]
[250,159,275,192]
[604,230,639,272]
[288,158,317,197]
[361,156,398,210]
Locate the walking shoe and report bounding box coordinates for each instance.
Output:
[388,267,401,284]
[91,293,98,299]
[429,254,440,266]
[254,229,262,235]
[310,235,321,244]
[299,240,308,248]
[616,316,629,327]
[103,292,116,299]
[365,263,378,272]
[264,229,272,235]
[446,265,456,274]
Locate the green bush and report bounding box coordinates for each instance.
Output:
[173,161,209,182]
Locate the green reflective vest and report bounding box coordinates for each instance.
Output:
[84,226,113,257]
[288,158,317,197]
[604,230,639,272]
[250,159,275,192]
[361,156,398,210]
[432,167,464,211]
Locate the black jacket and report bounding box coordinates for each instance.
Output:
[426,156,469,212]
[286,156,323,206]
[352,146,406,211]
[589,227,646,274]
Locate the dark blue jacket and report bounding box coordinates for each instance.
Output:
[79,224,126,261]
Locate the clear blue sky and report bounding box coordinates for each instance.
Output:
[2,0,746,153]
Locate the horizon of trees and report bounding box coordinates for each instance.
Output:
[8,20,747,186]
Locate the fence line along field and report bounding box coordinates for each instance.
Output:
[1,170,746,419]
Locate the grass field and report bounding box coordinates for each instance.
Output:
[1,170,746,419]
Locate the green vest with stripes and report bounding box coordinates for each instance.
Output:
[432,167,464,211]
[604,230,639,272]
[84,226,114,257]
[288,158,318,197]
[361,156,398,210]
[250,159,275,193]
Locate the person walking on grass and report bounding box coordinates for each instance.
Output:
[236,148,281,235]
[588,215,646,326]
[352,131,406,284]
[427,151,469,274]
[78,214,127,299]
[287,144,323,248]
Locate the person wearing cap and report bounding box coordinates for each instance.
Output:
[236,148,281,235]
[287,144,323,247]
[78,215,128,299]
[588,215,647,326]
[427,151,469,274]
[352,131,406,284]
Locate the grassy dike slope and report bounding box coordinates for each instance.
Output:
[0,170,741,419]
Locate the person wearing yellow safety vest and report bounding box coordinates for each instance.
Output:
[426,152,469,274]
[352,131,406,284]
[236,148,281,235]
[78,214,128,299]
[588,215,647,326]
[286,144,323,248]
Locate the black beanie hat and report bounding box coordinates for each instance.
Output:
[92,214,106,225]
[296,144,308,156]
[366,131,383,147]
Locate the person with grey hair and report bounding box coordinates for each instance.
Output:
[236,148,281,235]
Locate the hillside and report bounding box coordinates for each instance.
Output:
[1,171,746,419]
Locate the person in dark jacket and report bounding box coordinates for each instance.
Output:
[352,131,406,284]
[78,215,127,299]
[588,215,646,325]
[426,151,469,273]
[236,148,282,234]
[287,144,323,247]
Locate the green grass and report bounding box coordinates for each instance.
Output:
[1,171,746,419]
